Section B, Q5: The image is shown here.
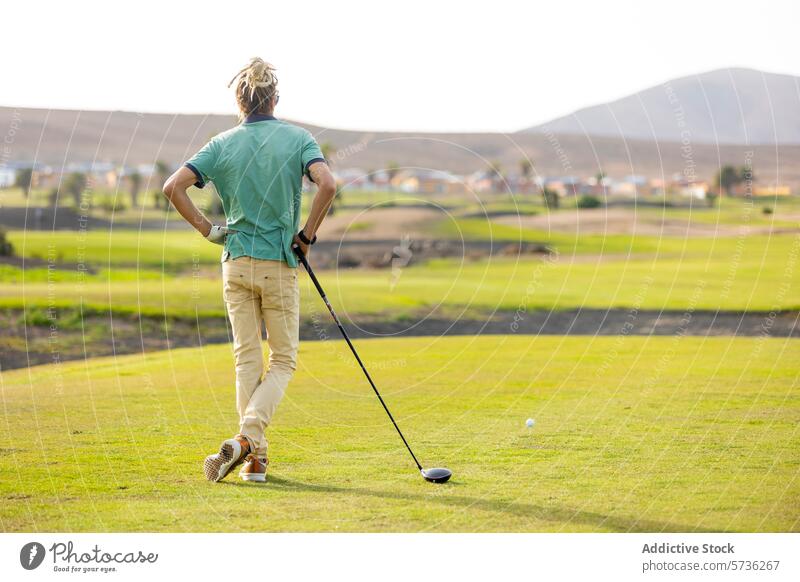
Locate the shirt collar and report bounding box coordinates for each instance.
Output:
[244,113,277,124]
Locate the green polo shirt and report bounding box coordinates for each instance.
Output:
[185,114,325,267]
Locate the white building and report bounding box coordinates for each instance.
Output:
[0,168,16,188]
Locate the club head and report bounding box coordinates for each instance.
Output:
[421,467,452,484]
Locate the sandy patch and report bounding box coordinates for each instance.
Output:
[317,206,445,240]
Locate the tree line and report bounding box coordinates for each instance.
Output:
[9,154,761,215]
[14,161,174,212]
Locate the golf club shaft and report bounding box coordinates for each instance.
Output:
[293,245,423,471]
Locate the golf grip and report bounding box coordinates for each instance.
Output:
[292,243,423,471]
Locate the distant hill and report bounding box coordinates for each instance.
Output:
[523,68,800,145]
[1,102,800,189]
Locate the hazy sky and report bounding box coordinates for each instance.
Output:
[4,0,798,132]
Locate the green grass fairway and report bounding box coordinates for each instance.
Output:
[2,230,799,318]
[1,336,797,532]
[7,229,222,269]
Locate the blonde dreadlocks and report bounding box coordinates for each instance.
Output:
[228,57,279,119]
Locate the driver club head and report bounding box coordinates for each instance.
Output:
[421,467,452,484]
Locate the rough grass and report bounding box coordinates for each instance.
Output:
[1,335,797,532]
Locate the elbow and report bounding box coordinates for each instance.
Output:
[162,179,175,200]
[321,178,337,200]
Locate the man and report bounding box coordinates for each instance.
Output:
[162,57,336,482]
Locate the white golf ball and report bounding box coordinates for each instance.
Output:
[526,418,535,428]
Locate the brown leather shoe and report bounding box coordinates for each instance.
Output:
[238,454,268,482]
[203,434,250,482]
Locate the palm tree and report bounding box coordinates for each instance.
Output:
[519,159,532,180]
[716,165,741,196]
[488,160,504,192]
[128,172,142,208]
[519,159,532,191]
[155,160,170,184]
[542,187,559,210]
[154,160,170,210]
[15,168,33,197]
[62,172,87,208]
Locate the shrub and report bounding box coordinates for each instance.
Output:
[542,188,559,210]
[0,227,13,256]
[96,196,127,213]
[762,206,774,215]
[577,195,602,209]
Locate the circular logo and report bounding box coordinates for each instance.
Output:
[19,542,46,570]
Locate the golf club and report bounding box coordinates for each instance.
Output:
[292,243,452,484]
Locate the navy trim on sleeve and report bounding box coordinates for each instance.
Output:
[304,158,327,180]
[184,163,206,189]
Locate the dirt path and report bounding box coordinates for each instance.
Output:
[308,309,799,340]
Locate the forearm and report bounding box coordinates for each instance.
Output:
[164,187,212,236]
[302,186,336,238]
[301,163,337,239]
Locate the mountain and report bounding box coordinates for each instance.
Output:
[1,100,800,190]
[523,68,800,144]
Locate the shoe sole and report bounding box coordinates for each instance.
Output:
[240,473,266,483]
[204,441,243,482]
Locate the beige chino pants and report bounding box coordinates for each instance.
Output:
[222,256,300,457]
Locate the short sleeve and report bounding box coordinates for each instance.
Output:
[301,132,326,179]
[184,139,221,189]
